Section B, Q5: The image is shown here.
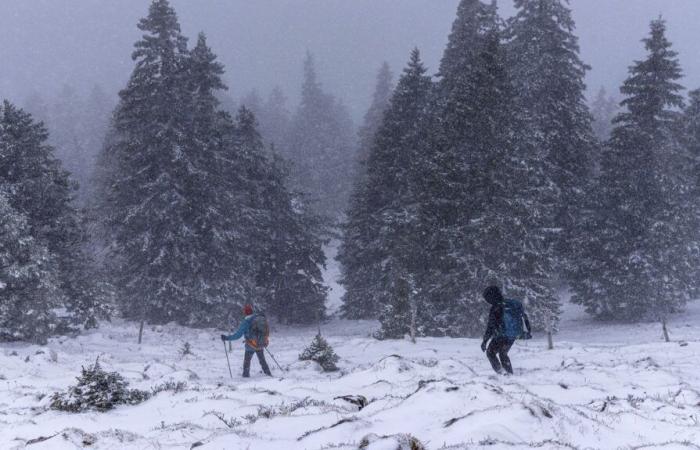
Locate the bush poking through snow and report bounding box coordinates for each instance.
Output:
[151,381,188,395]
[50,358,150,412]
[358,433,426,450]
[299,334,339,372]
[179,342,193,357]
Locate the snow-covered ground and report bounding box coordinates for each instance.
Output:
[2,299,700,450]
[321,240,345,317]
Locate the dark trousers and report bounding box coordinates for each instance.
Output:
[243,349,272,377]
[486,336,515,374]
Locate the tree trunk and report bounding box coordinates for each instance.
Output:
[547,330,554,350]
[662,318,670,343]
[410,297,417,344]
[137,319,145,345]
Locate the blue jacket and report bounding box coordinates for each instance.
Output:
[224,315,257,351]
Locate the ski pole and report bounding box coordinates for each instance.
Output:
[223,340,233,379]
[265,348,285,372]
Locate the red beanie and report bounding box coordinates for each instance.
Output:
[243,304,254,316]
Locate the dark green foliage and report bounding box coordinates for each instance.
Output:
[571,19,700,320]
[179,341,192,357]
[98,0,204,325]
[0,191,60,344]
[422,0,559,334]
[340,0,593,335]
[339,49,432,328]
[681,89,700,186]
[98,1,327,328]
[0,101,108,334]
[50,359,150,412]
[507,0,598,277]
[299,334,339,372]
[376,276,416,340]
[356,62,394,168]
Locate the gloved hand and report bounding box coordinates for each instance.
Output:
[522,331,533,340]
[220,334,227,342]
[481,340,488,352]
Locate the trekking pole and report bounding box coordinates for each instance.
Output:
[265,348,285,372]
[223,340,233,379]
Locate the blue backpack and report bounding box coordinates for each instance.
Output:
[502,299,525,339]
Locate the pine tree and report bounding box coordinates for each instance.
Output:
[0,101,107,331]
[339,49,431,324]
[591,87,618,142]
[571,19,699,326]
[507,0,598,276]
[232,107,328,325]
[99,0,202,326]
[299,333,339,372]
[0,190,60,344]
[285,52,356,215]
[682,89,700,175]
[183,34,259,326]
[356,62,394,167]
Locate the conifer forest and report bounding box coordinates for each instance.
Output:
[1,1,700,449]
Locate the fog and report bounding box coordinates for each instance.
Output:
[1,0,700,118]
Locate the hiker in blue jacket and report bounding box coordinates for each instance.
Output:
[481,285,532,375]
[221,304,272,378]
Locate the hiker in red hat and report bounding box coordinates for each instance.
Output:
[221,304,272,378]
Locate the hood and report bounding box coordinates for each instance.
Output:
[483,286,504,305]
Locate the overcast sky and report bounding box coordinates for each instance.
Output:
[1,0,700,120]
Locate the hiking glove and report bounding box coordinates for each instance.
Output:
[481,340,488,352]
[220,334,227,342]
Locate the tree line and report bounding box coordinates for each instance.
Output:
[1,0,337,342]
[2,0,699,344]
[340,0,700,339]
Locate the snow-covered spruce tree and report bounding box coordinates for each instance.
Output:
[0,190,60,344]
[0,101,108,331]
[285,52,356,215]
[570,19,700,326]
[417,0,559,335]
[181,34,261,327]
[682,89,700,178]
[506,0,598,276]
[232,108,328,325]
[299,333,339,372]
[50,358,150,412]
[339,49,432,324]
[591,87,619,143]
[98,0,215,327]
[356,62,394,168]
[338,63,395,321]
[338,180,380,320]
[369,50,433,337]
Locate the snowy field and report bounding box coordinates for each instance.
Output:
[2,299,700,450]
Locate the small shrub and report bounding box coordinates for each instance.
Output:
[299,334,339,372]
[50,358,150,412]
[359,433,426,450]
[179,342,193,357]
[152,381,188,395]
